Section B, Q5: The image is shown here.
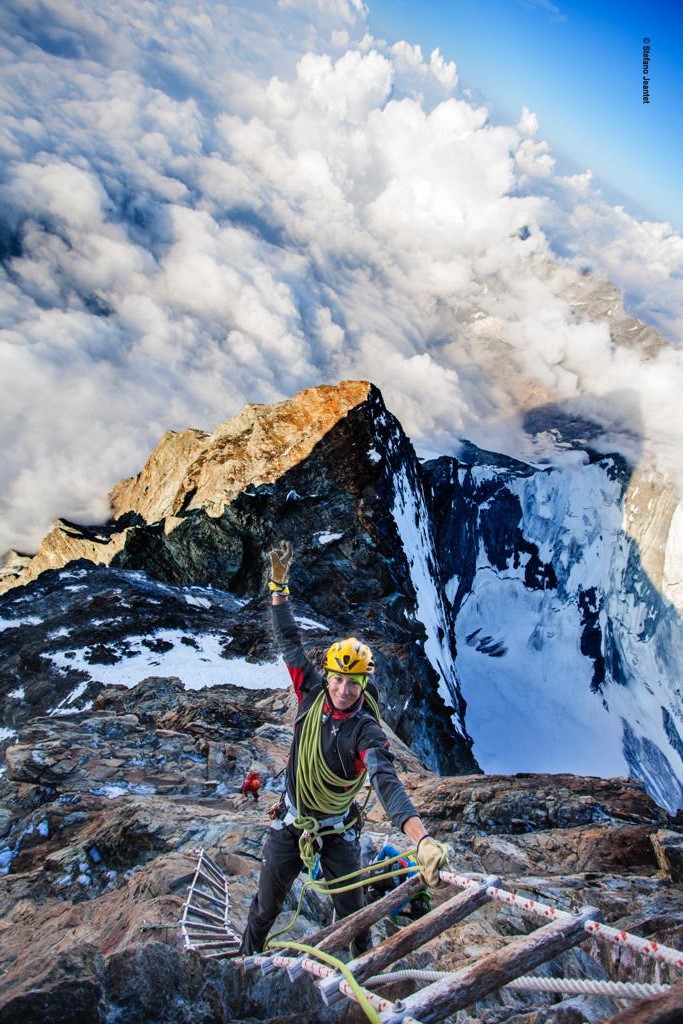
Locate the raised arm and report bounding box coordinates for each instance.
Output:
[268,541,319,705]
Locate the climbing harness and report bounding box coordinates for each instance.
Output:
[264,847,416,948]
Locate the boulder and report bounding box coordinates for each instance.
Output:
[651,829,683,883]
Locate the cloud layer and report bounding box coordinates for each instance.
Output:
[1,0,682,552]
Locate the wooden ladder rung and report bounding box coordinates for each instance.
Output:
[319,877,499,1006]
[378,904,601,1023]
[283,874,427,967]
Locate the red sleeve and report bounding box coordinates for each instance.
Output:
[355,739,390,776]
[287,664,307,706]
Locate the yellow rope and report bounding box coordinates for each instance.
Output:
[265,850,417,945]
[293,687,381,868]
[267,940,383,1024]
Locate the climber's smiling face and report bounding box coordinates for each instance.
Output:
[326,672,364,710]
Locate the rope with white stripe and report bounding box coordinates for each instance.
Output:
[442,871,683,971]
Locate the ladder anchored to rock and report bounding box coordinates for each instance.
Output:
[182,851,683,1023]
[180,848,241,958]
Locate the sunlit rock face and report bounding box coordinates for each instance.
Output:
[0,381,376,594]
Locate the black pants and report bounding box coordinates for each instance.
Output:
[240,824,372,955]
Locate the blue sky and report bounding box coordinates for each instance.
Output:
[367,0,683,230]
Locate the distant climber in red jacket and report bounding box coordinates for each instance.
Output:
[242,770,261,802]
[239,541,447,956]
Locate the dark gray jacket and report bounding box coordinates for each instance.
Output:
[273,601,418,830]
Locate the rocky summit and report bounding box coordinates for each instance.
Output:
[1,380,682,1022]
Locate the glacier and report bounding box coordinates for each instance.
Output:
[425,448,683,814]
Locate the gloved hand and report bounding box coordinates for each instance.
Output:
[270,540,293,585]
[416,835,448,888]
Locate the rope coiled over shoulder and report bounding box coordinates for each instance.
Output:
[293,688,381,868]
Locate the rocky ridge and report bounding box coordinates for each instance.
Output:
[0,382,478,777]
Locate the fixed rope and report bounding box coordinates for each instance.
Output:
[242,862,683,1024]
[361,967,672,1000]
[442,871,683,971]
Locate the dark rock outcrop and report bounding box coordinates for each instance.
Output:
[1,382,478,776]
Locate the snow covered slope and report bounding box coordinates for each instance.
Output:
[427,450,683,813]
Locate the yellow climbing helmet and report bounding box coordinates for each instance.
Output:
[324,637,375,676]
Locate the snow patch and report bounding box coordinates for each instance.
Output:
[48,627,71,639]
[294,616,327,631]
[47,629,288,691]
[0,615,42,631]
[315,531,344,545]
[391,466,464,732]
[48,680,89,716]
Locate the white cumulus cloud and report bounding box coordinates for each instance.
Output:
[0,0,682,555]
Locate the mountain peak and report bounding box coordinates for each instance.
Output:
[110,380,374,523]
[2,381,376,595]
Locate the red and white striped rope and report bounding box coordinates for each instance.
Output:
[249,954,422,1022]
[442,871,683,970]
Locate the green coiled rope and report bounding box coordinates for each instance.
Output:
[293,687,381,869]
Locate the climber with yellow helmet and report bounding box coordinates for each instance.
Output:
[239,541,448,956]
